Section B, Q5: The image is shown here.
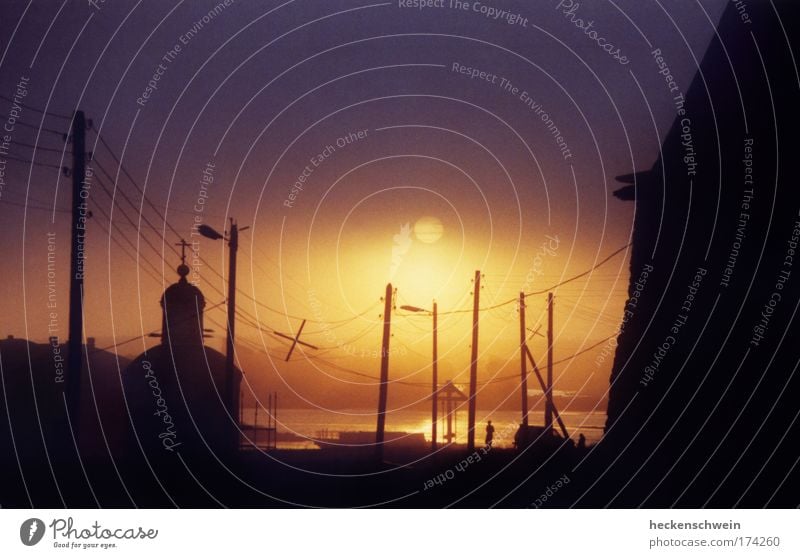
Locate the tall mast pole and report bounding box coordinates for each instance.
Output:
[66,110,86,433]
[225,218,239,451]
[519,292,528,427]
[467,270,480,452]
[431,300,438,451]
[545,292,554,432]
[375,283,393,462]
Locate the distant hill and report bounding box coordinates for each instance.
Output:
[0,336,132,470]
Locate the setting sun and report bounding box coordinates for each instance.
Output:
[414,216,444,244]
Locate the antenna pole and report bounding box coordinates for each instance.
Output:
[66,110,87,435]
[225,219,239,452]
[375,283,393,462]
[546,292,554,432]
[520,292,528,427]
[431,301,438,451]
[467,270,480,452]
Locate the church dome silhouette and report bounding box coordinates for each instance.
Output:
[159,261,205,346]
[122,256,241,460]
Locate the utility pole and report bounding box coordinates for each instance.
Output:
[467,270,480,452]
[431,301,438,451]
[545,292,554,432]
[66,110,87,433]
[375,283,393,462]
[225,218,239,450]
[197,219,249,453]
[519,292,528,427]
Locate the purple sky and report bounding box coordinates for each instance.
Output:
[0,0,727,403]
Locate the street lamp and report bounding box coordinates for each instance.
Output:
[401,302,438,451]
[198,219,249,452]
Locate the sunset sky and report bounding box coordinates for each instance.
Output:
[0,0,727,411]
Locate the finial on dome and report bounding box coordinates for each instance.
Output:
[175,239,192,282]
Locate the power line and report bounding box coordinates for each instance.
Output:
[96,132,382,328]
[91,171,180,274]
[91,156,247,323]
[90,132,630,344]
[558,300,624,326]
[92,157,182,259]
[525,244,631,296]
[11,139,70,153]
[0,95,71,120]
[62,131,367,364]
[93,133,323,325]
[479,334,618,386]
[93,133,193,262]
[89,300,226,354]
[303,353,428,387]
[90,199,166,283]
[550,334,617,365]
[93,159,245,314]
[432,244,631,316]
[0,198,70,213]
[301,302,382,331]
[2,153,63,169]
[14,120,66,135]
[90,332,156,355]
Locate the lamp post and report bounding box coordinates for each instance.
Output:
[198,219,249,452]
[401,302,438,451]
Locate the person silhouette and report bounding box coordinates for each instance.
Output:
[485,420,495,447]
[577,433,586,450]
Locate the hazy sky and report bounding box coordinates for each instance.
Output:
[0,0,727,409]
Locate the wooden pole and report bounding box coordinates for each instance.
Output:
[225,219,239,451]
[431,301,438,451]
[519,292,528,427]
[545,292,554,432]
[375,283,393,461]
[66,110,86,435]
[467,270,480,452]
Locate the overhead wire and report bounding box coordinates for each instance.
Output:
[12,140,70,153]
[60,129,631,369]
[0,95,71,120]
[15,119,66,135]
[477,334,618,386]
[94,131,375,327]
[2,153,63,169]
[91,210,164,285]
[0,198,69,213]
[8,105,383,363]
[88,300,226,354]
[525,244,631,296]
[431,243,631,316]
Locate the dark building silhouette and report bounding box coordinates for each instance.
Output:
[0,258,244,507]
[0,335,131,506]
[123,259,242,461]
[585,1,800,507]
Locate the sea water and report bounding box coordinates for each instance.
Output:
[240,408,606,449]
